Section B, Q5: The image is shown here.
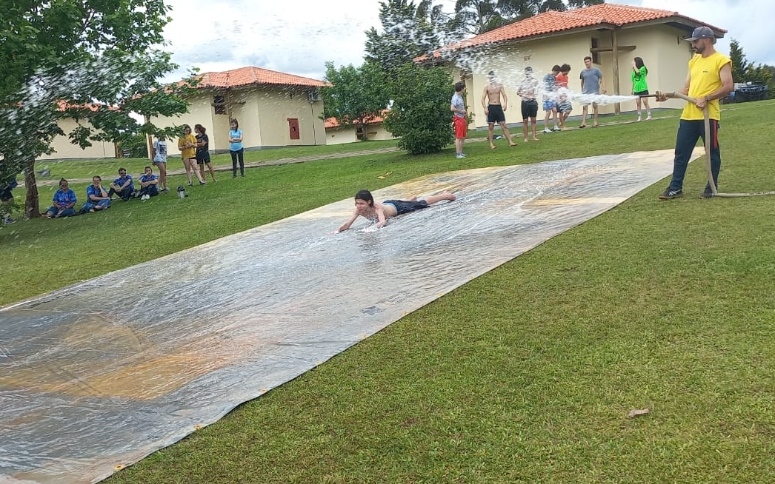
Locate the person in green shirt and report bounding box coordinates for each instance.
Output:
[631,57,651,121]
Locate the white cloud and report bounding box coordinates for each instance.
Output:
[160,0,772,83]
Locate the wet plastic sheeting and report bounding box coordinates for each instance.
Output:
[0,150,691,483]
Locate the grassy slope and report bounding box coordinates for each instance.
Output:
[4,103,775,483]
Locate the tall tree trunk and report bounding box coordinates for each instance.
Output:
[24,158,41,219]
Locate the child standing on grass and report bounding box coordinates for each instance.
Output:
[179,125,206,186]
[152,134,169,192]
[229,119,245,178]
[632,57,652,121]
[195,124,217,183]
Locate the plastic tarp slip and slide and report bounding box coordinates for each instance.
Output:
[0,149,694,483]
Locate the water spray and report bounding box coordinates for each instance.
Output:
[652,91,775,198]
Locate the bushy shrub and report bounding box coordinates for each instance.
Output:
[384,64,454,155]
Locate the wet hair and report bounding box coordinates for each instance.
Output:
[634,57,645,70]
[454,81,465,92]
[524,66,533,73]
[194,123,206,134]
[355,189,374,207]
[552,64,561,73]
[560,63,571,73]
[584,56,592,62]
[230,119,239,129]
[488,71,495,76]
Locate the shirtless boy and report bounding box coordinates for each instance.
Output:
[336,189,457,232]
[517,67,540,142]
[481,71,517,149]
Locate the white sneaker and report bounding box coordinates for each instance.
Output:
[552,126,560,131]
[646,114,652,120]
[456,153,466,159]
[543,128,552,133]
[637,115,642,122]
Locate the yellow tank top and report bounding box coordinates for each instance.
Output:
[682,52,731,121]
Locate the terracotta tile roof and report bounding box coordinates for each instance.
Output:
[56,100,103,112]
[197,66,327,89]
[425,4,725,58]
[325,113,386,129]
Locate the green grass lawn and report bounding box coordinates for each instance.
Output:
[4,102,775,483]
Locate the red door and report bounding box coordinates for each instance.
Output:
[288,118,300,140]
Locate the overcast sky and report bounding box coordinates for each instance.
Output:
[162,0,772,82]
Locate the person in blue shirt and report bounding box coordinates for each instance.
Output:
[228,118,245,178]
[80,176,111,213]
[45,178,78,218]
[138,166,160,200]
[108,167,135,200]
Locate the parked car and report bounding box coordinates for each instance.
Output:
[730,82,768,103]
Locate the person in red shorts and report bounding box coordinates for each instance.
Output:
[450,81,468,159]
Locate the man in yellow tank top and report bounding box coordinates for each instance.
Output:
[658,26,733,200]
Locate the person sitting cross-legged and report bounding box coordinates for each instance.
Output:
[137,166,160,200]
[45,178,78,218]
[108,167,135,201]
[80,176,111,214]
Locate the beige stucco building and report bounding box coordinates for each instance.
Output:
[152,67,328,156]
[39,118,118,161]
[424,4,726,129]
[324,114,395,145]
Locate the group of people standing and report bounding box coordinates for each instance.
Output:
[174,123,220,187]
[451,55,656,155]
[174,119,246,183]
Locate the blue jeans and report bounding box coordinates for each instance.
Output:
[668,119,721,192]
[47,206,76,217]
[230,149,244,176]
[80,199,111,213]
[139,185,159,197]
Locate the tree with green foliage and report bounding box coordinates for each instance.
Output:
[383,64,455,155]
[320,62,391,139]
[729,39,772,84]
[729,39,751,83]
[0,0,196,218]
[365,0,456,74]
